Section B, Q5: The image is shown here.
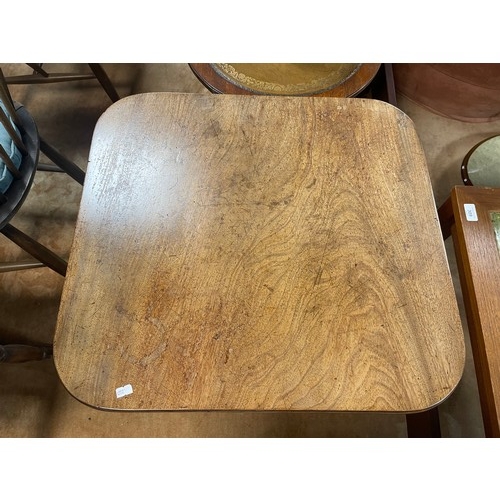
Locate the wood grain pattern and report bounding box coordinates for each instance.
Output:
[449,186,500,436]
[53,93,464,412]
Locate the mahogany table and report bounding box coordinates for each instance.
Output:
[439,186,500,436]
[54,93,465,414]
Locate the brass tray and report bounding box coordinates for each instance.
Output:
[211,63,360,95]
[190,63,381,97]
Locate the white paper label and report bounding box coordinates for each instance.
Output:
[464,203,478,222]
[116,384,133,399]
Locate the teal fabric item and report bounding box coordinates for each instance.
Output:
[0,102,22,194]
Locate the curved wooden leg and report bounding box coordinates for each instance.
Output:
[0,344,53,363]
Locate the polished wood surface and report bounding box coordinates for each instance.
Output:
[189,63,381,97]
[54,93,464,412]
[446,186,500,436]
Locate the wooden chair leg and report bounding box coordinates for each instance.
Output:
[88,63,120,103]
[0,344,52,363]
[406,408,442,437]
[26,63,49,77]
[5,64,120,100]
[39,136,85,185]
[1,223,67,276]
[37,163,64,173]
[0,261,45,272]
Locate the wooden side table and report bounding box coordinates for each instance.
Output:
[439,186,500,436]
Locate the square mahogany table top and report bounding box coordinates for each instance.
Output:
[54,93,465,412]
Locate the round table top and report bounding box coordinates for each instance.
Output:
[190,63,380,97]
[462,135,500,187]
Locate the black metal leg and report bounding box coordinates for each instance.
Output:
[88,63,120,103]
[1,223,67,276]
[39,136,85,185]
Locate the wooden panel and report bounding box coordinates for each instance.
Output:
[53,93,464,412]
[450,186,500,436]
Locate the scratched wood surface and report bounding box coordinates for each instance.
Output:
[450,186,500,436]
[53,93,465,412]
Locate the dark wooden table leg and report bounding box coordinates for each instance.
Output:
[406,408,442,437]
[437,195,455,241]
[0,344,53,363]
[365,63,398,106]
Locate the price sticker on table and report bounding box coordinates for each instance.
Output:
[464,203,478,222]
[115,384,134,399]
